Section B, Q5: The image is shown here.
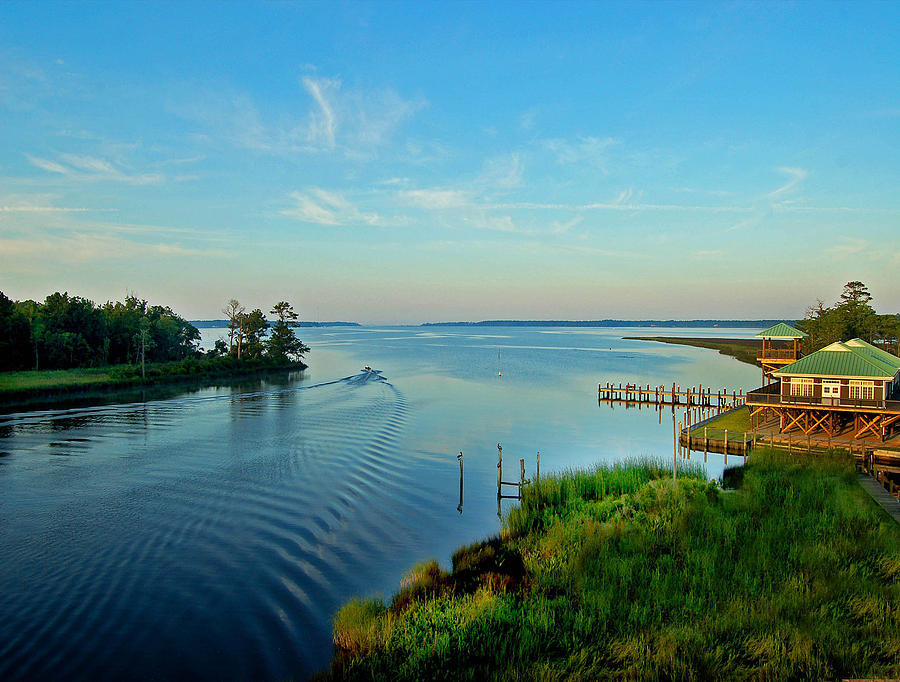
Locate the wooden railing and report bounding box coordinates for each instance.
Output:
[746,386,900,413]
[757,349,798,360]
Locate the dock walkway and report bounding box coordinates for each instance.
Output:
[857,474,900,525]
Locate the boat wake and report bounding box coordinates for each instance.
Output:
[0,368,414,681]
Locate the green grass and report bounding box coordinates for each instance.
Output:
[691,406,752,435]
[0,356,306,407]
[626,336,761,367]
[320,450,900,681]
[0,366,123,392]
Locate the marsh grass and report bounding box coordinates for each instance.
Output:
[626,336,761,367]
[321,449,900,681]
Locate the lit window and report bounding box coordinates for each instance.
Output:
[849,380,874,401]
[789,377,814,397]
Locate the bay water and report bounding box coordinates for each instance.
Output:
[0,326,760,680]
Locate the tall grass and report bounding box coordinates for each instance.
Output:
[321,449,900,681]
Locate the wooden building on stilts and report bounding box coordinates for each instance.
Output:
[755,322,808,385]
[746,338,900,442]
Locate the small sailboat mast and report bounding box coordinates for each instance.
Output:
[498,347,502,377]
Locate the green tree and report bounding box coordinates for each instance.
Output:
[837,281,877,340]
[207,339,229,358]
[36,292,106,368]
[223,299,245,355]
[241,309,269,360]
[14,299,41,369]
[103,295,146,364]
[798,282,884,352]
[0,291,32,371]
[266,301,309,362]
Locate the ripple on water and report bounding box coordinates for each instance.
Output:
[0,373,426,682]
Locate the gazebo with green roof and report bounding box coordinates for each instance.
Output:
[755,322,809,382]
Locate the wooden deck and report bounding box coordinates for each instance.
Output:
[746,384,900,441]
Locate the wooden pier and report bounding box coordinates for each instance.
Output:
[598,382,746,410]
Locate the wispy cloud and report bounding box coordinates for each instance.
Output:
[178,74,425,159]
[281,188,385,226]
[767,166,807,198]
[400,188,472,210]
[301,76,338,149]
[490,200,753,213]
[465,214,518,233]
[396,186,522,233]
[551,215,583,234]
[26,153,164,185]
[542,136,618,170]
[671,186,733,197]
[613,188,634,205]
[519,109,538,131]
[825,238,869,258]
[0,204,115,213]
[479,154,524,190]
[0,233,234,264]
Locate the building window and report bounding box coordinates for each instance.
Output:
[849,380,874,401]
[789,377,814,397]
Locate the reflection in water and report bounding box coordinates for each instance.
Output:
[0,327,761,681]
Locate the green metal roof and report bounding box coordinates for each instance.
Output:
[844,338,900,371]
[773,339,900,379]
[755,322,808,339]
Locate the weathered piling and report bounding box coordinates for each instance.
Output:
[599,381,746,411]
[457,452,463,514]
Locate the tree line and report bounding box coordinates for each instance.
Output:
[797,281,900,353]
[0,291,309,373]
[215,299,309,363]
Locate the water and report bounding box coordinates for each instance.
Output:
[0,326,760,680]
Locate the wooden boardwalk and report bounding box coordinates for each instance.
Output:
[857,474,900,525]
[599,382,746,410]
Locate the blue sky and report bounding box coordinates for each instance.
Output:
[1,1,898,323]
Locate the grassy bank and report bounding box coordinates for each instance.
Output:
[690,406,752,435]
[321,450,900,680]
[0,356,306,410]
[626,336,761,367]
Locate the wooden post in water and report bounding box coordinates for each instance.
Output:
[704,426,708,462]
[536,451,540,482]
[678,419,683,459]
[673,417,678,481]
[458,452,464,514]
[724,429,728,466]
[520,458,526,496]
[497,443,503,499]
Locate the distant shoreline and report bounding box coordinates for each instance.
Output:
[192,319,786,329]
[419,319,784,328]
[191,320,361,328]
[625,336,761,367]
